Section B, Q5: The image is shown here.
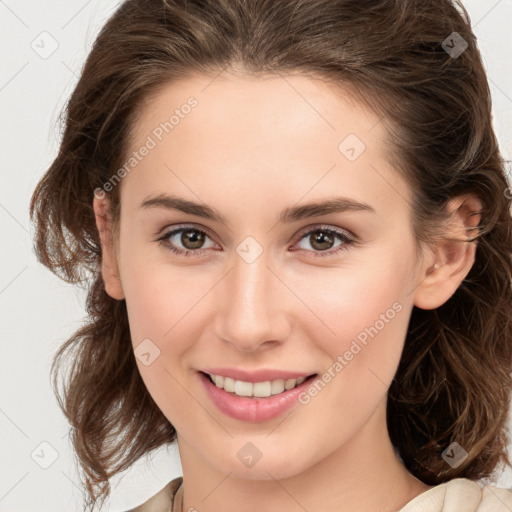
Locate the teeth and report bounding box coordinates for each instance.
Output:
[253,381,272,398]
[270,379,285,394]
[234,380,253,396]
[224,377,235,392]
[213,375,224,388]
[208,373,309,398]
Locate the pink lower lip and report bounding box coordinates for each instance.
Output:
[199,371,316,423]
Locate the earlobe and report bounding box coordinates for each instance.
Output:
[93,195,125,301]
[413,193,482,310]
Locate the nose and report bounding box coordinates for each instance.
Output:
[213,248,292,352]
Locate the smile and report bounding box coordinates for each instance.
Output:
[198,371,318,422]
[207,373,308,398]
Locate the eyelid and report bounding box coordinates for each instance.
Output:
[156,222,219,243]
[294,223,356,242]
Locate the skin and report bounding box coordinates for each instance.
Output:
[93,72,481,512]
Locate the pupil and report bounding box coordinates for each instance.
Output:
[312,231,333,251]
[183,230,204,249]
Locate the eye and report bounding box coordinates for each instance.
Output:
[155,224,356,258]
[292,225,355,258]
[156,225,217,257]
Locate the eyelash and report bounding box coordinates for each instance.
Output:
[155,224,356,259]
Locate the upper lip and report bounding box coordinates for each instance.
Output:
[200,367,316,383]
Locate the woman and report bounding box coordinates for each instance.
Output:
[29,0,512,510]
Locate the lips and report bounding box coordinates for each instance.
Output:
[198,369,318,422]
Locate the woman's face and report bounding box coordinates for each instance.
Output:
[97,73,434,480]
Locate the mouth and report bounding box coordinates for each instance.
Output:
[201,371,318,399]
[198,370,318,422]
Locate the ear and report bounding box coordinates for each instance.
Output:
[413,193,482,310]
[93,193,125,300]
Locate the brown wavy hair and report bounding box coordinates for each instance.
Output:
[29,0,512,509]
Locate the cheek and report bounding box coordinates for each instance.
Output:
[119,240,201,346]
[292,257,413,430]
[119,250,213,402]
[119,258,202,425]
[300,247,414,378]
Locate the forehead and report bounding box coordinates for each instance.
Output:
[120,73,411,221]
[130,72,382,152]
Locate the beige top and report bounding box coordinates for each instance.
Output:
[126,476,512,512]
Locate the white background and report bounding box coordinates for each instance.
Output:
[1,0,512,510]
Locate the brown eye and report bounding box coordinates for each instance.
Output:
[308,230,336,251]
[180,229,206,250]
[294,226,355,258]
[157,226,216,257]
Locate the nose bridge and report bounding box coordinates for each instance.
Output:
[215,247,288,351]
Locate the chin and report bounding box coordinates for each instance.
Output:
[206,442,311,481]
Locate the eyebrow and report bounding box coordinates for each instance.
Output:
[139,193,376,224]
